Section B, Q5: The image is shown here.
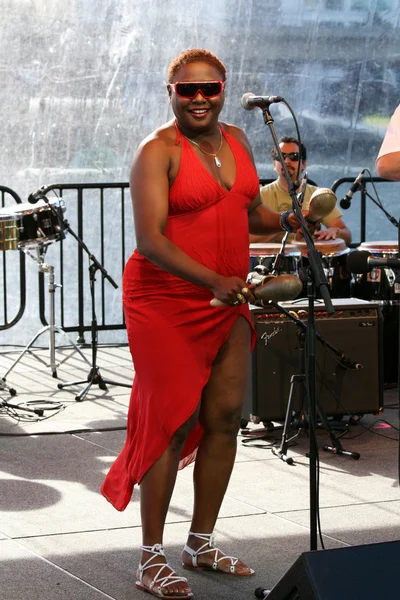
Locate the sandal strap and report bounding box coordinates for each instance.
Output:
[185,531,239,572]
[139,544,188,589]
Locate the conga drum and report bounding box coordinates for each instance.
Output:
[249,243,301,276]
[293,238,351,298]
[350,240,399,386]
[350,241,399,301]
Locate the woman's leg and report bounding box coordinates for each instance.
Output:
[182,316,253,575]
[138,408,199,596]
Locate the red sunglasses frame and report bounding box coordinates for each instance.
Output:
[170,80,225,99]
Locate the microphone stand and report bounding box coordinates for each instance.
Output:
[358,183,399,229]
[29,188,132,402]
[343,181,399,480]
[271,231,290,274]
[56,219,132,402]
[267,300,360,463]
[261,103,334,552]
[398,215,400,485]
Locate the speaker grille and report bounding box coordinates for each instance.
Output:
[244,300,383,422]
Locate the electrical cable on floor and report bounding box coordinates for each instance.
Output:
[342,418,398,440]
[0,395,128,435]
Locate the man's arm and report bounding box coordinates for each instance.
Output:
[376,105,400,181]
[376,151,400,181]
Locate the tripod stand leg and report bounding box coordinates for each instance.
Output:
[58,366,113,402]
[0,378,17,396]
[317,403,361,460]
[272,374,304,465]
[52,327,91,369]
[2,326,50,379]
[45,264,90,376]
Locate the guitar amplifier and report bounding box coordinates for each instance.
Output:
[243,298,383,423]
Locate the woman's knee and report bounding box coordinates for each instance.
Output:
[203,404,243,438]
[169,409,199,451]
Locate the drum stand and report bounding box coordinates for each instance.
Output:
[2,245,91,383]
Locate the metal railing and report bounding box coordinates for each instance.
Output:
[331,175,398,247]
[1,176,399,336]
[0,186,25,331]
[36,182,132,342]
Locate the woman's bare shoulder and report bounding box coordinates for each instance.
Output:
[220,121,253,156]
[136,120,177,156]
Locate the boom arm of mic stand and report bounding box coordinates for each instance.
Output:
[359,183,399,228]
[63,221,118,289]
[270,301,361,367]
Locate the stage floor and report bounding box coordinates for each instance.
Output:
[0,343,399,600]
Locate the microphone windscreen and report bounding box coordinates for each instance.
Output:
[241,92,255,110]
[347,250,371,274]
[307,188,337,222]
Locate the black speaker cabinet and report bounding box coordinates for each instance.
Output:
[264,540,400,599]
[244,299,383,422]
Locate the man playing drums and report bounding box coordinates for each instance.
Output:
[249,136,352,247]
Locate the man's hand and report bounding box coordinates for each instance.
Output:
[313,227,341,241]
[287,211,322,237]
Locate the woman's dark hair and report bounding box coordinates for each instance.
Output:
[167,49,227,83]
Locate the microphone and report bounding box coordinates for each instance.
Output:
[306,188,337,223]
[210,274,303,307]
[241,92,284,111]
[339,170,365,209]
[339,353,363,370]
[347,250,400,274]
[28,186,47,204]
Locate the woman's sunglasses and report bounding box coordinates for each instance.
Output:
[170,81,225,99]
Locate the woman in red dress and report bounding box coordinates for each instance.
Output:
[101,49,303,599]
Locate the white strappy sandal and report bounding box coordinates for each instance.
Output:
[182,532,255,576]
[136,543,193,599]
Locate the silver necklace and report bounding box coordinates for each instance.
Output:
[185,129,223,168]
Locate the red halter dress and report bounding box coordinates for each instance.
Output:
[101,125,259,510]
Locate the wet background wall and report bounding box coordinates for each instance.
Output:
[1,0,400,345]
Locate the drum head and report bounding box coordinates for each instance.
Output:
[11,198,64,215]
[249,242,300,256]
[294,238,348,257]
[358,240,398,255]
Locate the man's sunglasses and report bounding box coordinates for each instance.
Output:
[273,152,300,162]
[170,81,225,99]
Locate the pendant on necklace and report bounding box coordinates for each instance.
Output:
[214,156,222,168]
